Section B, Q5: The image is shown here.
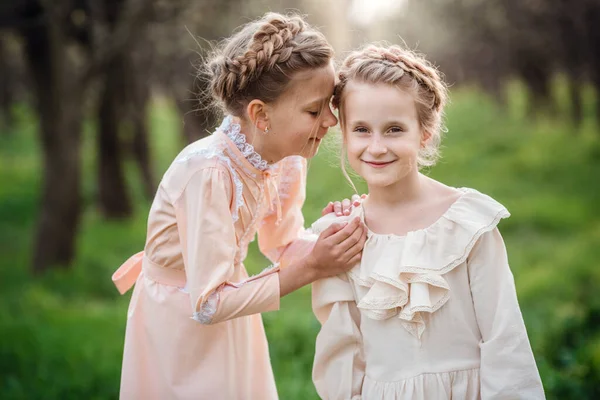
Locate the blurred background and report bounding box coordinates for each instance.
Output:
[1,0,599,398]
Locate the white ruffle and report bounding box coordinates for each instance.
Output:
[219,116,270,171]
[310,188,510,338]
[192,290,219,324]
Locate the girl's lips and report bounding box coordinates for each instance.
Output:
[362,160,396,168]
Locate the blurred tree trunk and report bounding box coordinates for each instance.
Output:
[96,0,157,216]
[129,73,156,199]
[97,55,133,218]
[95,0,157,212]
[177,75,219,143]
[22,16,82,273]
[0,36,15,135]
[2,0,157,270]
[518,60,554,117]
[587,2,600,129]
[169,0,235,144]
[556,0,584,128]
[593,71,600,131]
[567,71,583,129]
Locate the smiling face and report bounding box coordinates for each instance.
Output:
[342,81,430,188]
[264,63,338,160]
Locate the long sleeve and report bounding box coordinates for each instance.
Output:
[258,156,315,268]
[312,274,365,400]
[174,166,280,325]
[467,228,545,399]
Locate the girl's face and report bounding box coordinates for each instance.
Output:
[342,81,428,188]
[264,63,338,160]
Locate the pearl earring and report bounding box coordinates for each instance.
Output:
[264,127,269,134]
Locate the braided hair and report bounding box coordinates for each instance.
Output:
[205,13,334,117]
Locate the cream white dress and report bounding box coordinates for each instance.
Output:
[310,188,545,400]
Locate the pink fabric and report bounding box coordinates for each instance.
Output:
[112,252,144,295]
[113,124,311,399]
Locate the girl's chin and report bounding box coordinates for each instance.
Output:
[361,172,409,187]
[300,141,322,158]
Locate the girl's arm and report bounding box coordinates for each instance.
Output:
[175,166,282,325]
[176,164,365,325]
[312,274,365,400]
[467,228,545,399]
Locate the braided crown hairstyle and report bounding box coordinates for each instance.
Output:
[333,44,448,167]
[205,13,334,117]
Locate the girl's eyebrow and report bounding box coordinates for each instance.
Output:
[384,119,409,126]
[347,119,369,126]
[347,119,408,127]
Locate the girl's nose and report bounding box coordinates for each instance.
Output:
[368,137,388,155]
[322,106,338,128]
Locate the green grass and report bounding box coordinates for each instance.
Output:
[1,82,599,399]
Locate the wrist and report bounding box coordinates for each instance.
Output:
[301,255,321,282]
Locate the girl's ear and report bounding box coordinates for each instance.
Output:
[246,100,269,131]
[421,129,432,147]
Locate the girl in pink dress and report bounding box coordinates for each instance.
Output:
[310,44,545,399]
[112,13,366,399]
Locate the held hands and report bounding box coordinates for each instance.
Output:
[322,194,367,217]
[305,217,367,280]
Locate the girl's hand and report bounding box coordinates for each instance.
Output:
[305,216,367,279]
[322,194,367,217]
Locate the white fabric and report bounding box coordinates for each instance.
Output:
[311,188,545,399]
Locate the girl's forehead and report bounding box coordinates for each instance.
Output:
[342,82,418,120]
[285,64,336,102]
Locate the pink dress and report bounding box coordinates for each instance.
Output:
[310,189,545,399]
[112,117,313,399]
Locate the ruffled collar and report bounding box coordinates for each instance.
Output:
[359,188,488,240]
[218,116,270,171]
[310,188,510,338]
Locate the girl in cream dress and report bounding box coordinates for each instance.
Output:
[310,45,545,400]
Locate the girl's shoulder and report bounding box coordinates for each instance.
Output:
[440,187,509,228]
[170,134,230,171]
[419,176,509,234]
[309,205,362,236]
[158,134,238,201]
[404,186,510,254]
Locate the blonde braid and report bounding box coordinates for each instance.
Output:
[334,45,446,112]
[372,46,447,112]
[220,15,305,96]
[205,12,333,116]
